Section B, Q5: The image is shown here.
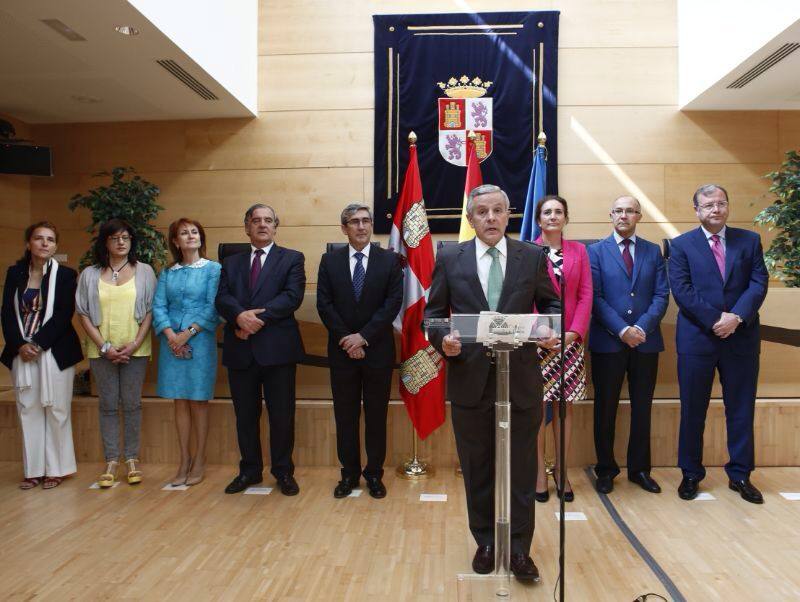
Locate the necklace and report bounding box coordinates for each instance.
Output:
[110,260,129,282]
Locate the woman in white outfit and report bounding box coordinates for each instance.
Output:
[1,222,83,489]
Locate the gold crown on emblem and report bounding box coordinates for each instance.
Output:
[437,75,493,98]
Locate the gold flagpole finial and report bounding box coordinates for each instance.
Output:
[408,131,417,145]
[467,130,477,142]
[537,131,547,147]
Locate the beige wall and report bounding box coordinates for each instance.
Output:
[5,0,799,398]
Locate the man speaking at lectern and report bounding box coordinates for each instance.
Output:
[425,185,560,582]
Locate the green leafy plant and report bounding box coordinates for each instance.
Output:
[68,166,167,270]
[754,150,800,287]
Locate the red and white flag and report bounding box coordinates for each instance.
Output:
[388,140,445,440]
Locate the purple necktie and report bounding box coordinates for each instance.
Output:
[621,238,634,276]
[250,249,264,289]
[710,234,725,280]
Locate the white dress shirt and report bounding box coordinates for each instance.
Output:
[475,236,507,301]
[700,225,727,251]
[348,243,371,279]
[250,242,273,268]
[613,231,637,260]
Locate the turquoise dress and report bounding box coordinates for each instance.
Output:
[153,259,221,401]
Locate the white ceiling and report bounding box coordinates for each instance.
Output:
[0,0,255,123]
[683,19,800,110]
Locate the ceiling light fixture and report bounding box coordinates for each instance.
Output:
[115,25,140,36]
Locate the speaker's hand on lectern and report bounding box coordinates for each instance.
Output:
[442,332,462,357]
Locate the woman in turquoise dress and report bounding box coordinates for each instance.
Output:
[153,218,221,486]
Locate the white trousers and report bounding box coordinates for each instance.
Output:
[12,357,77,478]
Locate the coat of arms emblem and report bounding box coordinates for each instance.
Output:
[437,75,493,166]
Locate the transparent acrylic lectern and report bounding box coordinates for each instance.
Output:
[424,312,561,599]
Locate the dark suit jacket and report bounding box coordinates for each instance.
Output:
[215,245,306,369]
[588,234,669,354]
[424,237,561,409]
[316,245,403,369]
[1,260,83,370]
[668,226,768,356]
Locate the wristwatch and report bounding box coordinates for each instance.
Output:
[100,341,113,356]
[188,326,198,336]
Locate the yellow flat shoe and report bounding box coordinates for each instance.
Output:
[98,461,118,488]
[126,459,143,485]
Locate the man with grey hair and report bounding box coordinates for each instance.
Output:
[317,203,402,499]
[216,203,306,496]
[588,195,669,495]
[668,184,768,503]
[425,184,560,582]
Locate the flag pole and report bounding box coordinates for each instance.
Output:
[396,130,434,481]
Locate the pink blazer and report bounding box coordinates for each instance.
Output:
[534,237,593,342]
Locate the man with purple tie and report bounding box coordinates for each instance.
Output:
[668,185,768,503]
[588,196,669,495]
[216,204,306,496]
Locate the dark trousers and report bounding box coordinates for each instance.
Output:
[592,349,659,478]
[677,350,758,482]
[330,363,392,480]
[228,363,296,480]
[451,369,541,555]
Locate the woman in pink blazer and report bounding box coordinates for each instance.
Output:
[534,195,593,503]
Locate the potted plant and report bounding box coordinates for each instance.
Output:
[68,166,167,270]
[754,150,800,287]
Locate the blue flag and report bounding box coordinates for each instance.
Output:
[520,143,547,242]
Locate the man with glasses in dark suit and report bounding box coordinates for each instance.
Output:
[317,203,403,499]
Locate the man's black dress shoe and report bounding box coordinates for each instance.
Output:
[534,488,550,503]
[276,475,300,496]
[510,554,541,583]
[472,545,494,574]
[365,476,387,499]
[628,471,661,493]
[224,474,262,494]
[595,475,614,494]
[677,476,699,500]
[333,477,358,498]
[729,479,764,504]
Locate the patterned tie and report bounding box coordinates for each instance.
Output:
[352,252,365,301]
[621,238,634,276]
[710,234,725,280]
[486,246,503,311]
[249,249,264,289]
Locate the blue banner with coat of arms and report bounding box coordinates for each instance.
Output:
[373,11,559,234]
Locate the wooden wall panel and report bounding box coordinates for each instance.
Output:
[259,54,374,112]
[558,108,778,165]
[778,111,800,158]
[559,48,678,107]
[3,397,798,468]
[259,0,677,56]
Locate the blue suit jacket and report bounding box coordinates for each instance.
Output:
[668,226,768,356]
[215,245,306,369]
[588,235,669,353]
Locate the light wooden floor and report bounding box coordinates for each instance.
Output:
[0,463,798,601]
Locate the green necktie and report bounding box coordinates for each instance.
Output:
[486,246,503,311]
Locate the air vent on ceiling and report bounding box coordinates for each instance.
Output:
[156,59,218,100]
[727,43,800,89]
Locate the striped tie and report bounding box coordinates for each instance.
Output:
[353,252,365,301]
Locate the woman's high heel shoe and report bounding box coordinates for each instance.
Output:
[535,487,550,503]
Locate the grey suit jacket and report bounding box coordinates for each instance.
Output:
[424,237,561,409]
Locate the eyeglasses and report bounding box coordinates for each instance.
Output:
[109,235,131,243]
[611,208,641,216]
[697,201,728,211]
[346,218,373,226]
